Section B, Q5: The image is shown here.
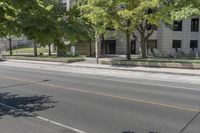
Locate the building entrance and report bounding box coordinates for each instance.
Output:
[105,40,116,54]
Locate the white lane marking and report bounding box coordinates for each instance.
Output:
[0,102,88,133]
[0,65,200,92]
[36,116,87,133]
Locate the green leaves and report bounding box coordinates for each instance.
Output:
[65,5,95,42]
[171,0,200,20]
[45,5,54,11]
[0,0,93,54]
[79,0,112,35]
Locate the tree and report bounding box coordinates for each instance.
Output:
[1,0,95,57]
[2,0,68,57]
[80,0,149,60]
[107,0,137,60]
[79,0,186,59]
[16,0,94,57]
[0,23,21,56]
[14,0,61,56]
[0,1,21,55]
[78,0,112,62]
[109,0,176,59]
[59,5,95,57]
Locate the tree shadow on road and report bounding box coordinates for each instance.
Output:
[0,92,57,118]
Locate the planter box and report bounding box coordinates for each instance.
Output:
[4,56,85,63]
[102,60,200,69]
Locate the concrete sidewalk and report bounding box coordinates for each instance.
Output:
[67,62,200,76]
[7,59,200,76]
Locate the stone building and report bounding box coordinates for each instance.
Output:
[103,17,200,56]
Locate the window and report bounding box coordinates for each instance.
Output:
[191,18,199,32]
[147,40,157,49]
[60,2,67,10]
[131,40,136,54]
[190,40,198,48]
[106,27,115,31]
[173,21,182,31]
[172,40,181,48]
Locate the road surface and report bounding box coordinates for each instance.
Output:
[0,61,200,133]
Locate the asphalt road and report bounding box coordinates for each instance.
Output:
[0,65,200,133]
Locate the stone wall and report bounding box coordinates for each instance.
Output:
[75,42,95,56]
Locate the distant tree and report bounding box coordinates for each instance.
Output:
[0,1,21,55]
[50,4,94,57]
[0,23,21,56]
[14,0,60,56]
[66,5,95,56]
[1,0,93,57]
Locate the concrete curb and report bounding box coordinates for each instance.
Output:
[62,65,200,77]
[4,57,84,63]
[6,59,200,77]
[102,60,200,69]
[6,59,64,65]
[0,59,6,62]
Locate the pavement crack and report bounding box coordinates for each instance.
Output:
[178,110,200,133]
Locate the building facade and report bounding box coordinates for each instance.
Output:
[103,17,200,56]
[60,0,76,10]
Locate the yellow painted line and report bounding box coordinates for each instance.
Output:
[0,75,199,113]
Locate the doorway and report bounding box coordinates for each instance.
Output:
[131,40,136,54]
[105,40,116,54]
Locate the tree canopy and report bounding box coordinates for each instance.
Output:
[172,0,200,20]
[1,0,200,58]
[0,0,94,56]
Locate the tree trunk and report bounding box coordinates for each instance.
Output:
[57,45,66,57]
[89,41,92,57]
[9,38,12,56]
[48,44,51,56]
[140,38,147,58]
[34,43,37,57]
[95,36,100,63]
[126,33,131,60]
[101,34,105,57]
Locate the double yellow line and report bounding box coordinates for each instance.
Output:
[0,75,199,113]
